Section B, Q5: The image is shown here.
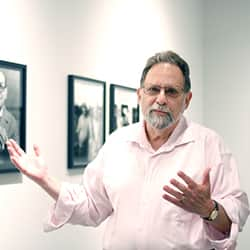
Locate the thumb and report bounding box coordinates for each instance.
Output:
[202,167,211,187]
[33,144,41,157]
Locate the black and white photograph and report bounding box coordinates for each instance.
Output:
[68,75,106,168]
[109,84,139,133]
[0,60,26,173]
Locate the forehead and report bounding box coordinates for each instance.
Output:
[144,63,184,87]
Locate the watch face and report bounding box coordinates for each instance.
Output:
[210,209,218,220]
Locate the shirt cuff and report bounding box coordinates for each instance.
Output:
[43,182,78,232]
[204,197,239,250]
[204,221,238,250]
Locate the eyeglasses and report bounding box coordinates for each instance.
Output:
[143,85,185,98]
[0,81,7,90]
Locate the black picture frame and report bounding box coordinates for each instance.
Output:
[0,60,26,173]
[68,75,106,169]
[109,84,139,133]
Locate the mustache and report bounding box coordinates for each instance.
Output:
[149,104,170,113]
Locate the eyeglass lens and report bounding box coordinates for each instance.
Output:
[144,86,183,98]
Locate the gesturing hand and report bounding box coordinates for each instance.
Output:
[6,139,48,185]
[162,168,214,218]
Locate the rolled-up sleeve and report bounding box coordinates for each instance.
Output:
[44,147,113,232]
[204,193,249,250]
[204,136,250,249]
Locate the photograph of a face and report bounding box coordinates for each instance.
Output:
[0,60,26,173]
[68,75,106,168]
[109,84,139,133]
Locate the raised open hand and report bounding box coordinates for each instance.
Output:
[6,139,60,200]
[6,139,48,185]
[162,168,214,218]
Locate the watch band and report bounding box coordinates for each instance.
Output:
[202,200,219,221]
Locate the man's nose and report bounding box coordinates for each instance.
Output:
[156,88,168,105]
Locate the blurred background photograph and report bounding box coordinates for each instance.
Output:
[68,75,105,168]
[0,61,26,173]
[109,84,139,133]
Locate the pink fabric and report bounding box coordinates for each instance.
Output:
[44,116,249,250]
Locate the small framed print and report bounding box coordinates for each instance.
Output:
[0,60,26,173]
[68,75,106,169]
[109,84,139,133]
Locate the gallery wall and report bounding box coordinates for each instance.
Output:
[1,0,249,249]
[203,1,250,249]
[0,1,204,249]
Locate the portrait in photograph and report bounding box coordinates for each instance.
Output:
[109,84,139,133]
[0,60,26,173]
[68,75,106,168]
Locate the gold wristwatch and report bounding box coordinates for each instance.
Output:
[202,200,219,221]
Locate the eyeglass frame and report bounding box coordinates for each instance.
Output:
[142,84,187,99]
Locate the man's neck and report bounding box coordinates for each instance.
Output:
[144,120,179,151]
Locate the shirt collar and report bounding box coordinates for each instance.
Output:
[165,115,194,147]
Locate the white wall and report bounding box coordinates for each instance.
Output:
[203,1,250,249]
[0,0,206,249]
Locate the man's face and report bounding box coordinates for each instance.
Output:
[137,63,192,130]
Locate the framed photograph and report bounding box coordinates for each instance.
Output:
[0,60,26,173]
[68,75,106,169]
[109,84,139,133]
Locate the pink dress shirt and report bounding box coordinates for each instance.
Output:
[44,116,249,250]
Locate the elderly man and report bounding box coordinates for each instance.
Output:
[0,71,18,151]
[6,51,249,250]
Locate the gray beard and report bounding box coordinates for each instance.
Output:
[145,109,174,130]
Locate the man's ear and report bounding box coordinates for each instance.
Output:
[184,91,192,110]
[137,88,142,103]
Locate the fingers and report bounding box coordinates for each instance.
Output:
[7,139,41,158]
[162,193,182,207]
[9,155,24,172]
[162,169,212,216]
[162,171,195,200]
[162,171,198,201]
[163,185,183,199]
[163,180,191,208]
[169,169,211,195]
[177,171,197,189]
[6,139,28,172]
[6,146,26,172]
[6,139,25,156]
[177,169,211,189]
[170,178,187,193]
